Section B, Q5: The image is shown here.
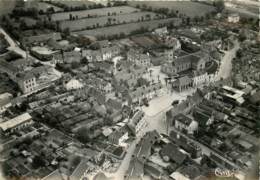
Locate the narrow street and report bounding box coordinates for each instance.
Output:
[216,40,240,81]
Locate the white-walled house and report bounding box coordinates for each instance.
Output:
[228,13,240,23]
[174,113,198,135]
[0,113,33,134]
[65,79,84,90]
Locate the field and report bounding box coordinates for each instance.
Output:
[73,18,181,37]
[51,6,140,21]
[129,1,216,17]
[0,0,16,17]
[52,0,95,8]
[26,2,64,12]
[59,11,159,31]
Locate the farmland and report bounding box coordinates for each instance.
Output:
[72,18,181,38]
[50,6,140,21]
[129,1,216,17]
[0,0,16,17]
[52,0,95,8]
[59,11,160,31]
[25,1,64,12]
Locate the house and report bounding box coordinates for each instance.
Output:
[227,13,240,23]
[82,44,120,62]
[172,75,193,92]
[64,79,84,91]
[92,61,114,74]
[170,172,190,180]
[17,72,37,94]
[144,162,165,180]
[129,83,162,103]
[0,93,13,114]
[178,164,202,179]
[70,159,91,180]
[62,50,82,63]
[127,110,146,136]
[218,85,245,105]
[9,58,34,71]
[162,36,181,50]
[0,59,20,80]
[82,49,103,62]
[193,106,215,128]
[21,32,62,45]
[249,90,260,105]
[170,131,202,159]
[115,65,146,83]
[106,98,122,112]
[101,45,120,61]
[108,126,129,147]
[160,143,188,165]
[0,113,33,134]
[127,49,151,67]
[174,113,198,134]
[154,27,168,36]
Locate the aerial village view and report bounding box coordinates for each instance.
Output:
[0,0,259,180]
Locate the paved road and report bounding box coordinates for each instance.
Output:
[216,40,240,81]
[0,27,62,80]
[0,27,27,58]
[225,1,259,18]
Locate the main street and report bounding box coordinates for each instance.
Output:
[216,40,240,81]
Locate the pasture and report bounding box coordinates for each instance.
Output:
[129,1,216,17]
[51,6,140,21]
[52,0,95,8]
[73,18,181,37]
[59,11,159,31]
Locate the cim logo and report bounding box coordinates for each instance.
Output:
[214,168,237,178]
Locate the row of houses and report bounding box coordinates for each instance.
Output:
[0,57,38,94]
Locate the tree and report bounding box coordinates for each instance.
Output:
[71,156,81,167]
[186,17,191,25]
[215,0,225,13]
[32,155,45,169]
[63,28,70,37]
[76,127,90,143]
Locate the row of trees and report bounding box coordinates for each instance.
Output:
[46,1,105,12]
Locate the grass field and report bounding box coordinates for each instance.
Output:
[0,0,16,17]
[52,0,95,8]
[129,1,216,17]
[51,6,140,21]
[60,11,159,31]
[73,18,181,37]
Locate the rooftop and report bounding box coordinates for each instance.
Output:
[31,46,57,55]
[0,113,32,131]
[174,113,193,126]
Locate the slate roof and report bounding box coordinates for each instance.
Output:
[106,98,122,111]
[174,113,193,126]
[178,164,202,179]
[0,92,13,107]
[160,143,187,164]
